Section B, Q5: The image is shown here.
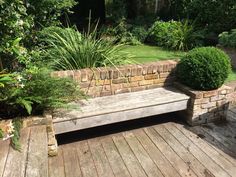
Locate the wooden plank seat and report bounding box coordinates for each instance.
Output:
[53,87,190,134]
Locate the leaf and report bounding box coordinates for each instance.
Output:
[16,98,33,115]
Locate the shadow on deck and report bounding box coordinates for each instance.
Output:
[51,109,236,177]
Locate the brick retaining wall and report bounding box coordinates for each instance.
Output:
[51,60,177,97]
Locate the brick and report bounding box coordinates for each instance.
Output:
[131,86,146,92]
[100,91,112,97]
[216,100,227,107]
[112,78,128,84]
[81,70,88,82]
[147,65,153,74]
[153,78,166,84]
[113,70,119,79]
[210,95,223,102]
[139,80,153,86]
[100,69,109,80]
[144,74,158,80]
[203,90,217,98]
[159,72,170,78]
[79,82,90,88]
[201,102,216,109]
[123,82,139,88]
[219,90,227,95]
[102,85,111,91]
[142,66,148,75]
[193,98,210,105]
[136,66,143,76]
[131,67,138,76]
[129,76,144,82]
[96,79,111,86]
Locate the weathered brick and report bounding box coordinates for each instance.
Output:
[131,86,146,92]
[219,89,227,95]
[203,90,217,98]
[129,76,144,82]
[113,70,119,79]
[123,82,139,88]
[153,78,166,84]
[201,102,216,109]
[159,72,170,78]
[112,78,128,84]
[193,98,210,105]
[136,66,143,76]
[96,79,111,86]
[144,74,158,80]
[131,67,138,76]
[81,70,88,82]
[210,95,223,102]
[139,80,153,86]
[100,91,112,97]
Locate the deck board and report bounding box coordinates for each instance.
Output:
[49,115,236,177]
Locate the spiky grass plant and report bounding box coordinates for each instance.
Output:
[42,26,132,70]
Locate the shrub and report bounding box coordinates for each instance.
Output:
[0,68,83,118]
[169,0,236,34]
[42,27,132,70]
[219,29,236,48]
[176,47,231,90]
[131,26,148,43]
[148,20,204,51]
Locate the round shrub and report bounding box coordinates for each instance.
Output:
[176,47,231,90]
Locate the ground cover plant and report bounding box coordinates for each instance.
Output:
[177,47,231,90]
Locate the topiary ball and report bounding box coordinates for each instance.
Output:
[176,47,231,90]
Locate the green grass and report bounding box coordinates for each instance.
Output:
[120,45,185,63]
[226,70,236,83]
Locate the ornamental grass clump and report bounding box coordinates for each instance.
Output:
[176,47,231,90]
[42,26,132,70]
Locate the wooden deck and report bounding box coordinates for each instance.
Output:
[49,113,236,177]
[0,126,48,177]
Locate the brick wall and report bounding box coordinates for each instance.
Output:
[175,83,233,125]
[51,60,177,97]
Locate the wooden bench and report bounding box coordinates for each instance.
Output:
[53,87,190,134]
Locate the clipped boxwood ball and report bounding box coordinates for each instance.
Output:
[176,47,231,90]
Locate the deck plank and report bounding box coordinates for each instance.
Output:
[123,131,164,177]
[188,125,236,164]
[62,144,82,177]
[133,129,181,177]
[75,140,98,177]
[112,134,148,177]
[167,123,231,177]
[48,148,65,177]
[144,127,198,177]
[88,138,115,177]
[100,136,131,177]
[155,124,209,177]
[173,123,236,176]
[0,140,10,176]
[2,128,30,177]
[25,126,48,177]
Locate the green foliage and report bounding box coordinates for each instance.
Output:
[0,68,83,118]
[0,0,76,71]
[0,128,3,139]
[27,0,77,28]
[10,119,22,151]
[169,0,236,34]
[176,47,231,90]
[42,26,132,70]
[148,20,204,51]
[100,19,148,45]
[105,0,127,22]
[219,29,236,48]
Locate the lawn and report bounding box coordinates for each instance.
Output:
[121,45,185,63]
[121,44,236,83]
